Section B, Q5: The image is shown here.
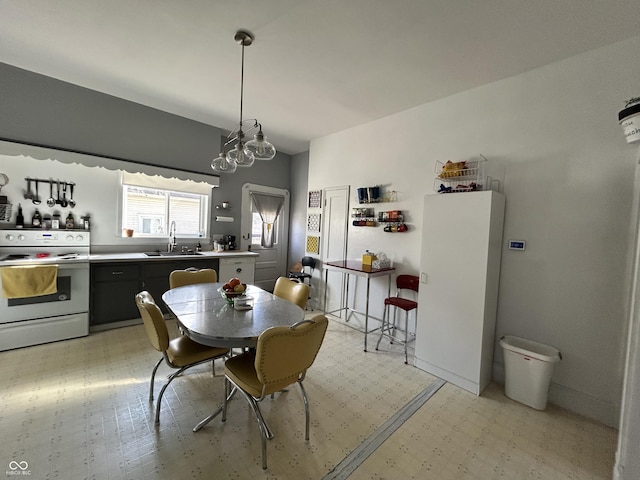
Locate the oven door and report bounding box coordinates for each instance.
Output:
[0,262,90,324]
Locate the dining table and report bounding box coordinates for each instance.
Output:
[162,282,305,431]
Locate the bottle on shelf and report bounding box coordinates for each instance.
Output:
[65,212,75,229]
[15,204,24,228]
[31,209,42,228]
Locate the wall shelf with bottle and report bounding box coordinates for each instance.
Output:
[356,186,397,204]
[352,207,377,226]
[377,210,408,232]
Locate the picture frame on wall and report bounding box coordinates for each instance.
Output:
[308,190,322,209]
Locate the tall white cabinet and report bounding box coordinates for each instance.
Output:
[414,190,505,395]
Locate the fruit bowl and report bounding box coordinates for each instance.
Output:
[218,285,247,305]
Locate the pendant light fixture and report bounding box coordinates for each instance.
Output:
[211,30,276,174]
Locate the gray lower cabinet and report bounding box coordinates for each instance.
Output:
[90,258,220,326]
[91,263,141,326]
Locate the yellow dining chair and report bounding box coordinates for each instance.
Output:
[135,291,229,425]
[169,267,217,289]
[222,314,329,469]
[273,276,310,310]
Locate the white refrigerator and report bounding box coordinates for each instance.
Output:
[414,190,505,395]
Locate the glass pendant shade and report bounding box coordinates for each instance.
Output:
[211,152,237,173]
[227,141,255,167]
[245,131,276,160]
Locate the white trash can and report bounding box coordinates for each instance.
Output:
[499,335,561,410]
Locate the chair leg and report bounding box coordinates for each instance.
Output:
[298,381,310,441]
[154,366,187,425]
[149,357,163,402]
[235,388,273,470]
[375,304,389,350]
[222,377,230,422]
[404,311,409,364]
[391,307,399,342]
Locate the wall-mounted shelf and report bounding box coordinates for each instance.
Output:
[355,186,397,204]
[352,207,376,226]
[377,210,404,223]
[434,157,486,194]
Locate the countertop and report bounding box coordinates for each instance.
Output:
[89,250,258,263]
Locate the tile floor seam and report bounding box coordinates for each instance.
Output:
[322,378,446,480]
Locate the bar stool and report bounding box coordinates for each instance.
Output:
[375,274,419,364]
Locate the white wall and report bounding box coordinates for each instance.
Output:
[0,148,205,251]
[308,35,640,426]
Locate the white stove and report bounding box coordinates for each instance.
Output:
[0,229,91,351]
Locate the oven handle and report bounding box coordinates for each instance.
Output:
[51,262,90,271]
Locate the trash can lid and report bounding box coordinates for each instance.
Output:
[500,335,561,362]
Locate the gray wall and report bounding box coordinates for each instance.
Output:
[0,62,222,174]
[288,151,310,267]
[211,141,292,242]
[0,62,293,245]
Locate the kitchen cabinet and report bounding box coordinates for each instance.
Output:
[414,190,505,395]
[140,258,219,313]
[219,256,255,284]
[90,257,221,326]
[91,263,140,326]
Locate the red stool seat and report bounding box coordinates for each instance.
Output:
[384,297,417,311]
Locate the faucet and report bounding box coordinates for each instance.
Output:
[168,221,177,252]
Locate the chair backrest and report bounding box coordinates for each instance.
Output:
[301,256,316,272]
[169,268,218,289]
[273,276,310,309]
[135,291,170,353]
[396,275,419,294]
[255,314,328,393]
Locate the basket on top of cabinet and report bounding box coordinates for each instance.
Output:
[433,157,486,194]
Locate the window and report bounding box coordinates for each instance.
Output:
[121,172,212,238]
[249,192,285,248]
[250,210,279,246]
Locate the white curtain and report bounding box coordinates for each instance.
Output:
[250,192,284,248]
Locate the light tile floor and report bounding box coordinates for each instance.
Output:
[0,313,616,479]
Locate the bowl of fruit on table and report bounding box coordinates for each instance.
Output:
[219,277,247,304]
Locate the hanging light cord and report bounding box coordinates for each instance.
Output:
[238,40,245,135]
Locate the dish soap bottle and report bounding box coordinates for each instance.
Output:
[31,208,42,228]
[15,204,24,228]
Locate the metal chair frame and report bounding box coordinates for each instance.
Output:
[220,316,327,470]
[135,291,229,425]
[375,274,419,364]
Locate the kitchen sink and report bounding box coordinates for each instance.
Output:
[143,251,203,257]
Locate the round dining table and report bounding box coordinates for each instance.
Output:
[162,282,306,432]
[162,282,305,349]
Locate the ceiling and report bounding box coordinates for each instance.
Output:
[1,1,639,155]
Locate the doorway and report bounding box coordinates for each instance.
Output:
[240,183,290,291]
[321,186,350,312]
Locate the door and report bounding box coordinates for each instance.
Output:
[240,183,289,291]
[321,186,350,312]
